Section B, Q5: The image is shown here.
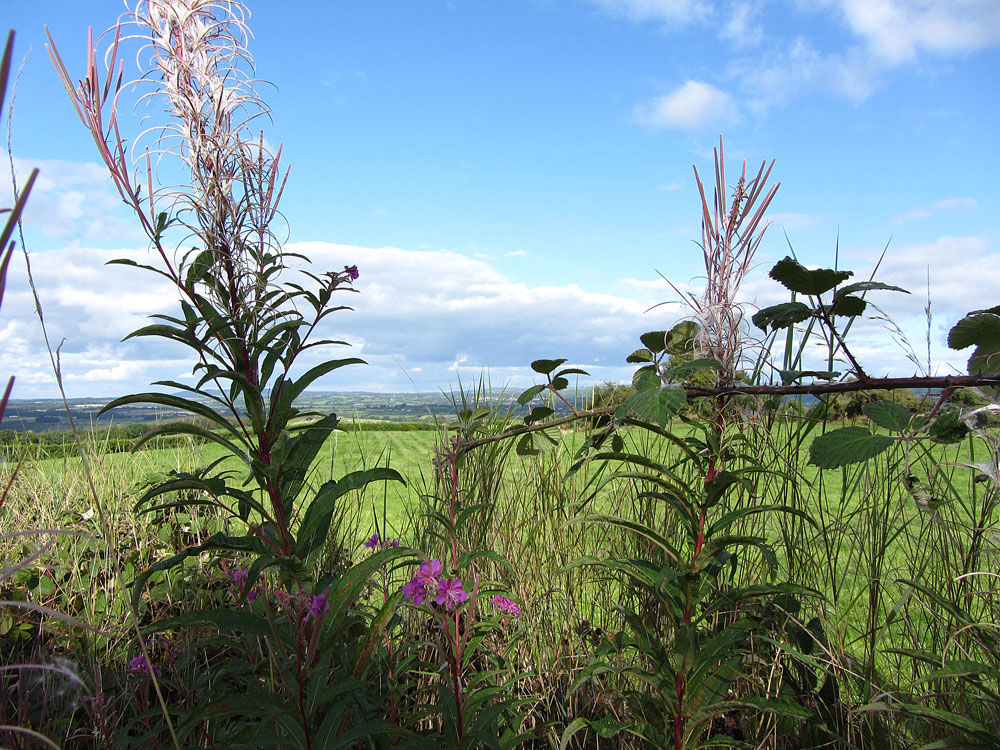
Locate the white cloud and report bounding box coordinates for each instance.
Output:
[834,0,1000,64]
[720,1,763,47]
[0,242,684,397]
[658,181,684,191]
[636,80,737,130]
[892,197,979,224]
[588,0,710,25]
[11,157,146,246]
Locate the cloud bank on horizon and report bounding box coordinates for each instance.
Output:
[0,237,990,399]
[3,0,998,398]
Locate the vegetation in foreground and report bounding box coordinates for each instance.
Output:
[2,5,999,749]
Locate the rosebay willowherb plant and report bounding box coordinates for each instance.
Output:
[48,3,415,745]
[49,0,405,578]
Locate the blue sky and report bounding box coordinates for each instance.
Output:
[3,0,999,398]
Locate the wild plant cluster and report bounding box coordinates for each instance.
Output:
[2,3,1000,749]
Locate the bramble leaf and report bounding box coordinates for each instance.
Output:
[769,256,852,296]
[809,426,893,469]
[664,321,700,354]
[752,302,813,331]
[531,358,566,375]
[829,294,867,317]
[948,311,1000,374]
[863,400,912,431]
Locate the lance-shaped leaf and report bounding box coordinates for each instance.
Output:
[99,392,250,449]
[769,256,853,296]
[809,426,893,468]
[296,468,404,558]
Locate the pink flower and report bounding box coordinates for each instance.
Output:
[402,577,427,605]
[435,578,468,610]
[490,595,521,617]
[417,558,443,588]
[364,534,381,549]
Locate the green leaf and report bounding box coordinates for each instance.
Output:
[625,348,653,363]
[296,468,404,557]
[809,426,894,469]
[550,376,570,390]
[769,256,853,296]
[144,608,271,638]
[835,281,909,298]
[663,357,722,382]
[948,312,1000,374]
[524,406,554,424]
[639,331,668,353]
[184,248,214,288]
[779,369,840,384]
[617,384,685,427]
[863,400,912,431]
[664,321,701,354]
[752,302,813,331]
[515,428,558,456]
[929,411,969,444]
[829,294,867,317]
[517,384,546,405]
[98,392,248,446]
[531,358,566,375]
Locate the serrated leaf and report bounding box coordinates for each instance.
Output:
[829,294,867,317]
[517,384,546,405]
[809,426,893,469]
[516,429,558,456]
[617,385,685,427]
[531,358,566,375]
[752,302,813,331]
[631,366,656,389]
[663,357,722,382]
[639,331,668,353]
[928,411,969,444]
[524,406,554,425]
[835,281,910,298]
[769,256,853,296]
[664,320,700,354]
[551,376,569,390]
[947,312,1000,374]
[863,400,912,431]
[625,348,654,363]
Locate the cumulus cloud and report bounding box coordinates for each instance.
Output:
[834,0,1000,64]
[11,157,146,247]
[892,198,979,224]
[618,0,1000,118]
[636,80,737,130]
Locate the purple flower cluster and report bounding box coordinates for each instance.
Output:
[363,533,400,551]
[402,558,468,610]
[490,595,522,617]
[229,567,258,602]
[127,655,159,677]
[273,588,329,621]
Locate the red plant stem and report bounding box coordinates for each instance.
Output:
[447,609,465,742]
